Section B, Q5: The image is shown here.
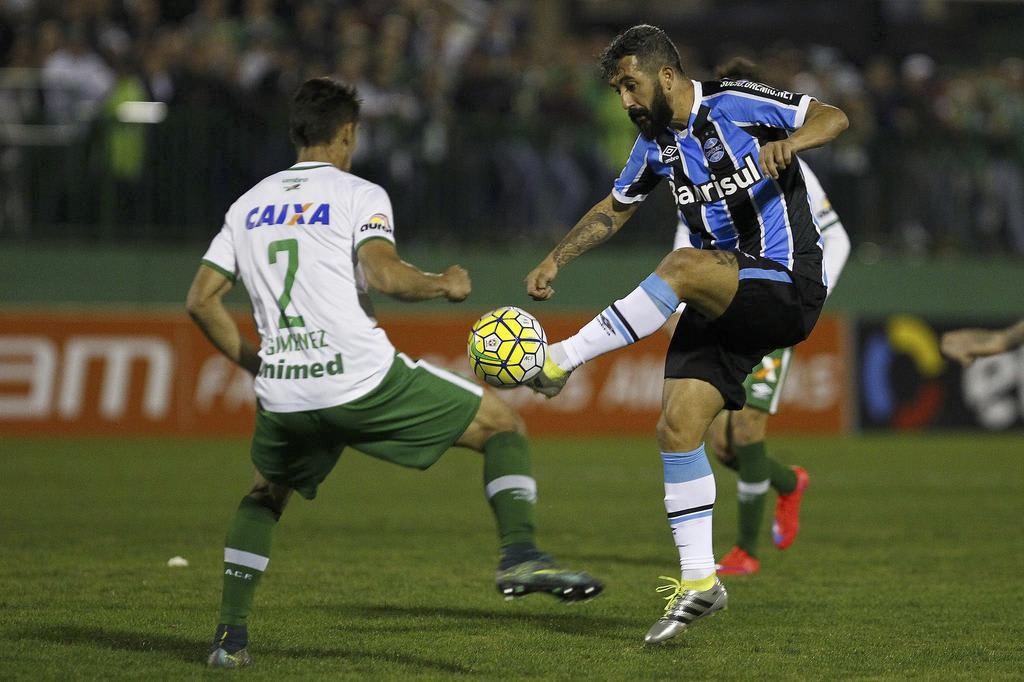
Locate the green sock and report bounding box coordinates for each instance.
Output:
[770,459,797,494]
[735,441,771,557]
[219,496,278,626]
[483,432,537,550]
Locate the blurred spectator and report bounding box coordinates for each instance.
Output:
[0,0,1021,255]
[41,22,113,122]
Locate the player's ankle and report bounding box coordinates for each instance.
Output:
[499,542,542,569]
[548,343,578,373]
[213,623,249,653]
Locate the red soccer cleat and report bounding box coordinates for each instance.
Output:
[716,546,760,575]
[772,466,810,550]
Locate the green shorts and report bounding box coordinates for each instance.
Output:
[251,353,483,499]
[742,347,793,415]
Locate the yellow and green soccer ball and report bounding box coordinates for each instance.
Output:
[468,307,547,387]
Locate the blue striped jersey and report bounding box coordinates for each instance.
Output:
[613,79,824,284]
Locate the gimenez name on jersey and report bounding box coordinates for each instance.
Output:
[669,154,762,206]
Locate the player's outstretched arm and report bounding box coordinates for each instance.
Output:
[940,321,1024,366]
[760,101,849,179]
[525,192,638,301]
[358,239,470,303]
[186,265,262,375]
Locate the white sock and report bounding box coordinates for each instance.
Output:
[662,445,716,582]
[556,273,680,370]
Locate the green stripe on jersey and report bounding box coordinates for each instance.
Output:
[356,236,394,251]
[202,259,237,282]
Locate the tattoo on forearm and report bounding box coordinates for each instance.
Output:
[551,211,615,267]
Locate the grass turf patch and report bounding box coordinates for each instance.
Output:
[1,434,1022,679]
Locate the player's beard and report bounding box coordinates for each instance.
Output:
[629,83,674,140]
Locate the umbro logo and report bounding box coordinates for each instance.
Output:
[661,145,679,163]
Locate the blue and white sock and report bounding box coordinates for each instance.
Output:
[555,273,680,370]
[662,444,717,584]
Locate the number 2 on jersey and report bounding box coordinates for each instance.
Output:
[268,238,305,329]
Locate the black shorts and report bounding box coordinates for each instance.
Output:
[665,252,826,410]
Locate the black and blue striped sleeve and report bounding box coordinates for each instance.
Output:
[611,135,664,204]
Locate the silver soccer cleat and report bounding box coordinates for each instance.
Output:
[644,576,728,644]
[525,355,571,398]
[207,646,254,668]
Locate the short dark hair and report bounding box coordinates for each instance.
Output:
[716,56,762,81]
[289,77,360,149]
[599,25,684,81]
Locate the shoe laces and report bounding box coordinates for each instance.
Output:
[655,575,686,614]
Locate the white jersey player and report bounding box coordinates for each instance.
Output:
[187,77,602,669]
[202,163,404,411]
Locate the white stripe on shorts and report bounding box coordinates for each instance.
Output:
[224,547,270,572]
[485,475,537,501]
[398,352,484,397]
[769,348,793,414]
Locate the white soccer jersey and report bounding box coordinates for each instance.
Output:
[798,160,849,295]
[202,161,398,412]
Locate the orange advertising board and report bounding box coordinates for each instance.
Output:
[0,310,849,437]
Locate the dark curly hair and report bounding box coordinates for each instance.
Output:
[598,25,684,80]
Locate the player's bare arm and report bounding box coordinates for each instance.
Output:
[186,264,262,375]
[526,193,638,300]
[940,320,1024,366]
[759,101,849,179]
[358,238,470,302]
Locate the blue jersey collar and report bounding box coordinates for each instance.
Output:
[668,80,702,140]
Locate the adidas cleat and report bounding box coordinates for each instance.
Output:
[716,546,760,576]
[644,576,728,644]
[207,647,254,668]
[496,555,603,603]
[772,465,810,550]
[207,623,252,668]
[525,355,571,398]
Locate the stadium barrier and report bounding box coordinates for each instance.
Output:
[0,311,849,437]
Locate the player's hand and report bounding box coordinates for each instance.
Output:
[526,256,558,300]
[759,140,795,179]
[940,329,1008,367]
[442,265,471,302]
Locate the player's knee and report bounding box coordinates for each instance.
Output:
[730,408,768,446]
[462,390,525,450]
[246,481,291,519]
[483,396,525,437]
[709,426,731,463]
[656,413,701,452]
[655,248,700,293]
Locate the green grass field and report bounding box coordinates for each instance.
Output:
[2,434,1022,680]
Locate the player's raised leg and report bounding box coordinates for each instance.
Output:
[645,378,728,644]
[208,472,292,668]
[530,248,737,396]
[457,390,603,602]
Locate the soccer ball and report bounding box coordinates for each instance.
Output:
[467,307,547,388]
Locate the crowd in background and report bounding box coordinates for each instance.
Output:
[1,0,1023,255]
